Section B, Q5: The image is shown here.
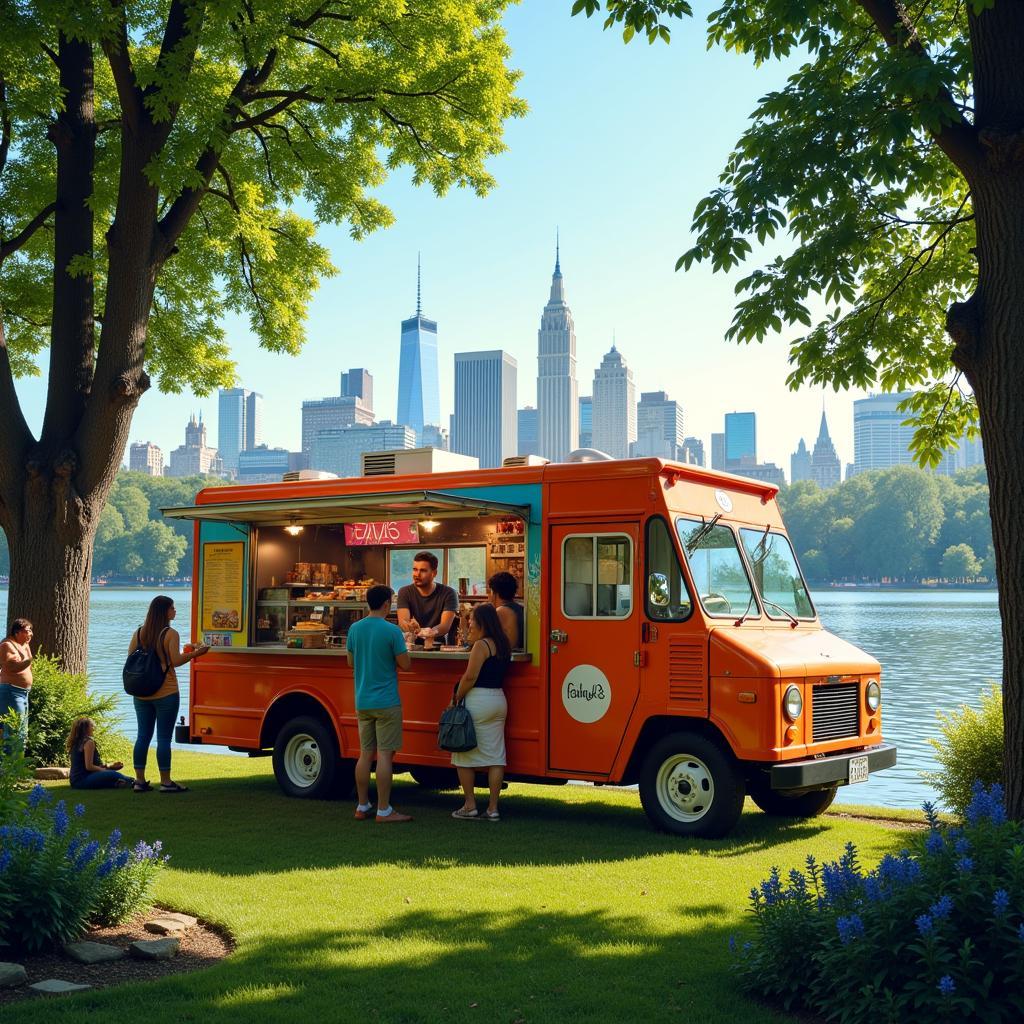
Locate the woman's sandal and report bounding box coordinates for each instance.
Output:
[159,781,190,793]
[133,780,152,793]
[484,810,500,821]
[451,807,479,819]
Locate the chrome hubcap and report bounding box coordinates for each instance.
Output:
[284,733,321,788]
[657,754,715,822]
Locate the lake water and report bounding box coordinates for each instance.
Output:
[0,588,1002,811]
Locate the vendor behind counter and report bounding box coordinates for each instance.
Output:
[395,551,459,644]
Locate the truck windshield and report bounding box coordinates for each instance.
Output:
[676,517,756,618]
[739,528,815,620]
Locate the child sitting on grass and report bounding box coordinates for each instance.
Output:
[68,716,132,789]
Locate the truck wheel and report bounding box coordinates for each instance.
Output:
[410,766,460,790]
[748,777,838,818]
[272,715,351,800]
[639,733,744,838]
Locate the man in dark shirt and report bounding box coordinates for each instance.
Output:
[396,551,459,644]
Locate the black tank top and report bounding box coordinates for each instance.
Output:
[69,742,101,785]
[474,639,510,689]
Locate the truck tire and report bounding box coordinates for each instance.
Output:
[748,777,838,818]
[272,715,352,800]
[410,766,460,790]
[639,732,745,838]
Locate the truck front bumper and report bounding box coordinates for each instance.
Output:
[769,743,897,790]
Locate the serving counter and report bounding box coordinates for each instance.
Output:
[221,646,532,661]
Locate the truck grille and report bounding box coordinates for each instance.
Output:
[812,683,860,742]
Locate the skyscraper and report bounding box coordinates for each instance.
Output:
[791,438,812,483]
[397,256,440,441]
[634,390,684,458]
[810,411,842,488]
[129,442,163,476]
[451,350,517,469]
[578,396,592,449]
[536,237,578,462]
[218,387,262,472]
[518,407,539,457]
[724,412,757,465]
[168,413,222,477]
[591,344,637,459]
[711,432,726,470]
[681,437,705,467]
[341,368,373,410]
[311,422,416,478]
[301,393,374,454]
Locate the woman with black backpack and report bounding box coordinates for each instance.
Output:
[128,595,208,793]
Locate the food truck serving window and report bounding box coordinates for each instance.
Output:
[675,516,756,618]
[739,528,815,620]
[562,534,633,619]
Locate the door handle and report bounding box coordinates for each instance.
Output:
[550,629,568,644]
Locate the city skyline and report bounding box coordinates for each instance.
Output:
[9,3,942,476]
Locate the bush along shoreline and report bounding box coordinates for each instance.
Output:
[732,782,1023,1022]
[0,784,167,952]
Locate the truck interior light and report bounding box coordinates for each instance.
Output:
[420,518,440,532]
[285,520,304,536]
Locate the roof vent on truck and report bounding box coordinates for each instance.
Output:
[359,447,479,477]
[501,454,550,468]
[565,448,615,462]
[281,469,339,482]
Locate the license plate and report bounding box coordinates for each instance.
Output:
[848,755,869,784]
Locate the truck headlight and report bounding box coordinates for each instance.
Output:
[865,680,881,713]
[783,685,803,722]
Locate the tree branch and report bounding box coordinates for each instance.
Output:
[0,204,56,264]
[0,317,35,527]
[855,0,984,175]
[0,77,10,177]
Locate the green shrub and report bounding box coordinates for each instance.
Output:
[928,685,1003,816]
[25,654,128,767]
[0,709,35,821]
[732,784,1024,1023]
[0,785,168,951]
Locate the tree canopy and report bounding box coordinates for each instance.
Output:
[1,1,524,396]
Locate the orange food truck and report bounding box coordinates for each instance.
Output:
[165,452,895,838]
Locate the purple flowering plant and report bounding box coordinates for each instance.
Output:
[730,783,1024,1023]
[0,784,169,951]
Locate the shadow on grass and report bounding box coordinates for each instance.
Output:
[57,766,886,877]
[7,906,778,1024]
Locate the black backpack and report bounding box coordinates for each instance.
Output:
[122,627,170,697]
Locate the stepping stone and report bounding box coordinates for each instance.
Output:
[64,940,127,964]
[0,962,28,988]
[130,937,180,960]
[33,767,70,780]
[144,912,196,935]
[30,979,93,995]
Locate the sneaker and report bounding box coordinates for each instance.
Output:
[353,807,375,820]
[376,810,413,823]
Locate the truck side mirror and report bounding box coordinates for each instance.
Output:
[648,572,670,607]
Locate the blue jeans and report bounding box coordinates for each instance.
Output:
[133,691,180,774]
[0,682,29,750]
[72,770,134,789]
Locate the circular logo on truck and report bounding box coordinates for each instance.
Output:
[714,489,733,512]
[562,665,612,724]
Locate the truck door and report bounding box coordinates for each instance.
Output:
[548,524,641,775]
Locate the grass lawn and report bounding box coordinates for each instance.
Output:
[13,752,914,1024]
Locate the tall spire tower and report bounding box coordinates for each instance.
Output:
[397,255,440,441]
[537,233,578,461]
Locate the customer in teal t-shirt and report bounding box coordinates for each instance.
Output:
[346,585,413,823]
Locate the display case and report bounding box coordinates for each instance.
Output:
[256,583,373,647]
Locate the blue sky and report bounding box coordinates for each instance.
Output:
[15,0,868,473]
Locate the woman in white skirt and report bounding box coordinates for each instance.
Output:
[450,603,511,821]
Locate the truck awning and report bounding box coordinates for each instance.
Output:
[160,489,532,526]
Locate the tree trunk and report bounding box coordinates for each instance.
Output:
[949,2,1024,821]
[5,500,95,674]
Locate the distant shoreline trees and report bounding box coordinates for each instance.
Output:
[778,465,992,586]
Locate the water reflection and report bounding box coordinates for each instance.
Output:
[0,588,1002,810]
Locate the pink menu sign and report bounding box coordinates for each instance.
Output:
[344,520,420,546]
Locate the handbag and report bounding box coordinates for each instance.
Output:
[122,627,170,697]
[438,696,477,753]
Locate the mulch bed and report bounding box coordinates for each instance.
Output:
[0,908,232,1004]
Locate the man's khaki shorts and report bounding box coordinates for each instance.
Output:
[357,705,403,753]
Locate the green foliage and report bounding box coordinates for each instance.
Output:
[734,787,1024,1022]
[777,465,992,582]
[0,786,168,951]
[571,1,691,43]
[0,2,526,395]
[25,654,125,768]
[577,0,982,458]
[928,686,1003,817]
[0,709,35,822]
[941,543,982,581]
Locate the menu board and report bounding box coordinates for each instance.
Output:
[201,542,244,631]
